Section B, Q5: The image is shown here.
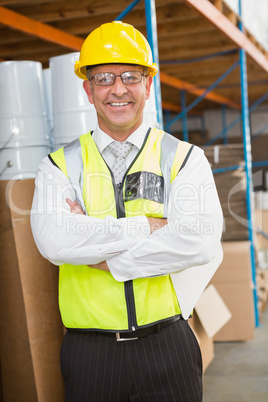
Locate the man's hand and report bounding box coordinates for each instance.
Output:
[66,198,85,215]
[147,217,167,234]
[66,199,166,270]
[66,199,167,235]
[89,261,109,272]
[66,198,109,272]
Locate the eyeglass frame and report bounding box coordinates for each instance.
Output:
[88,71,147,86]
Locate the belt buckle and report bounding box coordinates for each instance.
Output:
[116,332,138,342]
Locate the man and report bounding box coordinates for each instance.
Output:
[31,21,223,402]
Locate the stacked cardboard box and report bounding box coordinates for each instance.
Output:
[254,207,268,315]
[209,241,255,341]
[250,133,268,191]
[189,285,231,372]
[256,268,268,319]
[0,180,65,401]
[203,144,249,241]
[202,145,260,341]
[254,209,268,251]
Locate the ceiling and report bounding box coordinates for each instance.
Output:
[1,0,268,121]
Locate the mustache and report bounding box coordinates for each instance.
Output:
[105,96,134,103]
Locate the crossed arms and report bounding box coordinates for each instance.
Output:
[65,198,167,272]
[31,146,223,282]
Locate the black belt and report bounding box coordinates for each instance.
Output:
[68,316,181,342]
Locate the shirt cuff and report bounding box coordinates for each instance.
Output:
[101,215,150,261]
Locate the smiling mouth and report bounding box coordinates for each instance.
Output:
[109,102,130,107]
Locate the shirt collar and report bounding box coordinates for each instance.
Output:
[92,122,149,154]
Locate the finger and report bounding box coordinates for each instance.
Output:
[66,198,75,207]
[73,205,84,214]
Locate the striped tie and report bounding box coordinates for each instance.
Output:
[108,141,133,184]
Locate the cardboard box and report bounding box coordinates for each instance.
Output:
[209,241,255,341]
[189,285,231,372]
[203,144,252,241]
[0,180,65,402]
[256,268,268,317]
[195,285,231,338]
[203,144,244,170]
[254,209,268,249]
[189,312,214,373]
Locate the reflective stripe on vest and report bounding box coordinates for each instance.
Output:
[50,128,193,330]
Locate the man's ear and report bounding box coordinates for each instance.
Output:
[145,75,153,101]
[83,80,94,104]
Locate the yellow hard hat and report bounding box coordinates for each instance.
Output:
[74,21,158,80]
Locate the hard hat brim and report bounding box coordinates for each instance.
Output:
[75,61,158,80]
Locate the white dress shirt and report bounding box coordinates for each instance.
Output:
[31,123,223,317]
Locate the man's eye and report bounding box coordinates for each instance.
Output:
[97,74,113,84]
[99,77,108,83]
[124,74,138,83]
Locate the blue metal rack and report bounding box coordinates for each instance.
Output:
[235,0,259,327]
[164,60,240,132]
[204,92,268,146]
[144,0,163,129]
[115,0,163,130]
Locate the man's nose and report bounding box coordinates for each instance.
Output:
[111,76,128,96]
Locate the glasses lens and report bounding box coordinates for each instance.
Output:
[121,71,142,84]
[94,73,114,86]
[93,71,143,86]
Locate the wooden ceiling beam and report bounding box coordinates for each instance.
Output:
[0,6,83,50]
[0,0,57,6]
[0,28,31,45]
[162,59,239,78]
[5,0,166,23]
[7,0,144,23]
[50,4,197,36]
[158,30,233,49]
[0,40,64,58]
[183,0,268,73]
[0,15,211,47]
[2,49,71,66]
[0,19,203,45]
[6,1,192,25]
[159,43,237,61]
[0,3,214,46]
[0,0,57,4]
[160,71,241,109]
[157,17,213,37]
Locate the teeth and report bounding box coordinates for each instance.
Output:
[110,102,129,107]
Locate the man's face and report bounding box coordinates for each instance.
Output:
[83,64,153,140]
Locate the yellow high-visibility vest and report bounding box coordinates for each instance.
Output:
[50,128,193,330]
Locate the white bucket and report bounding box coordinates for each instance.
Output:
[43,68,54,150]
[49,53,97,147]
[0,146,49,180]
[0,61,50,149]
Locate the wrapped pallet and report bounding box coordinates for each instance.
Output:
[203,144,249,241]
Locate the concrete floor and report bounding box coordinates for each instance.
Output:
[203,308,268,402]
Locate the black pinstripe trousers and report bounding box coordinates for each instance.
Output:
[60,318,203,402]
